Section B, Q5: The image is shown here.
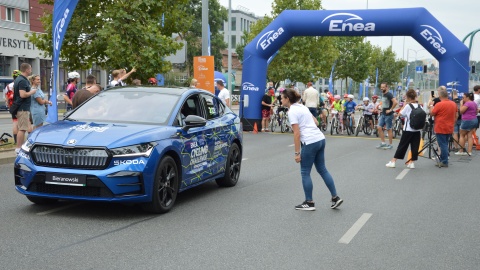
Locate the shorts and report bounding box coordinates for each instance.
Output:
[477,116,480,129]
[460,118,478,131]
[262,109,271,119]
[454,119,461,134]
[364,114,373,121]
[308,107,318,117]
[378,113,393,130]
[17,111,31,131]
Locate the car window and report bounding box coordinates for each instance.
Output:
[69,90,179,125]
[201,94,224,120]
[177,94,203,125]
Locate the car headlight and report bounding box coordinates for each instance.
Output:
[21,140,33,152]
[110,142,157,157]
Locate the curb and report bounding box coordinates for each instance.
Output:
[0,149,16,165]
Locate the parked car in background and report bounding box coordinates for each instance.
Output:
[14,86,243,213]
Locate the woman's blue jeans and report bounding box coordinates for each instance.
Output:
[300,139,337,201]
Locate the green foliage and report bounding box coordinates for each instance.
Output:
[28,0,192,82]
[368,46,406,87]
[236,0,337,86]
[333,37,372,89]
[183,0,228,75]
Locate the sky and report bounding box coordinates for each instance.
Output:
[218,0,480,62]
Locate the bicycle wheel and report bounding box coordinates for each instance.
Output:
[346,118,351,136]
[355,118,363,136]
[321,115,328,132]
[270,115,277,132]
[330,117,336,135]
[364,120,372,135]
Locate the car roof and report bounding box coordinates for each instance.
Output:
[103,86,213,96]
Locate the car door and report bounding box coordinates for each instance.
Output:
[200,93,229,175]
[177,94,215,188]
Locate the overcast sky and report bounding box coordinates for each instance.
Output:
[218,0,479,61]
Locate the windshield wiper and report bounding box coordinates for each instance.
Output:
[64,117,77,121]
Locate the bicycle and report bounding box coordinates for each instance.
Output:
[355,109,373,136]
[392,112,404,139]
[330,109,341,135]
[344,112,355,136]
[280,109,291,133]
[317,107,329,132]
[269,108,280,132]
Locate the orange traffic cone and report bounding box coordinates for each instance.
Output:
[253,122,258,134]
[472,133,480,150]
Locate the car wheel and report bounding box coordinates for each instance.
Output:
[26,196,58,205]
[142,156,179,214]
[216,143,241,187]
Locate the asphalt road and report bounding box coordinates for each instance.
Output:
[1,131,479,269]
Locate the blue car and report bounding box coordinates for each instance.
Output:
[14,87,243,213]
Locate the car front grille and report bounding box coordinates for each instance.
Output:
[28,173,114,198]
[31,145,110,169]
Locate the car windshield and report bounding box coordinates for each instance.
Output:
[67,90,180,125]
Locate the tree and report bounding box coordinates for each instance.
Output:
[367,46,406,87]
[183,0,227,76]
[236,0,337,86]
[28,0,192,83]
[333,37,372,90]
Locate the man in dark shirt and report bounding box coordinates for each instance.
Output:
[261,89,274,132]
[376,82,397,149]
[72,84,101,109]
[13,63,35,153]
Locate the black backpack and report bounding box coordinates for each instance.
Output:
[408,103,426,130]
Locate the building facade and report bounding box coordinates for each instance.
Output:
[221,7,259,53]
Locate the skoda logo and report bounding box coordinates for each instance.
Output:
[67,139,77,145]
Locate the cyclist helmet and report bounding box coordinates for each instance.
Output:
[363,97,370,102]
[279,87,285,92]
[148,78,158,85]
[334,95,340,100]
[68,71,80,79]
[372,95,378,99]
[348,94,354,99]
[12,70,21,79]
[343,94,349,98]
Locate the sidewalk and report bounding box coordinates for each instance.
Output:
[0,148,16,165]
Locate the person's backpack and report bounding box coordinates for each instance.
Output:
[408,103,426,130]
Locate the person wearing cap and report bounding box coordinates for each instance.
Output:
[148,78,158,85]
[64,71,80,111]
[216,80,230,107]
[4,69,22,144]
[261,88,275,132]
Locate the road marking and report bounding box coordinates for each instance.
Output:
[36,202,84,216]
[242,158,248,161]
[395,169,410,180]
[339,213,372,244]
[288,144,294,147]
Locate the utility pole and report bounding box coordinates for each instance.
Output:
[201,0,209,56]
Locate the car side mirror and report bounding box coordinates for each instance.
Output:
[182,115,207,131]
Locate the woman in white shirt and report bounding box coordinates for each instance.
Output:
[281,88,343,211]
[385,89,422,169]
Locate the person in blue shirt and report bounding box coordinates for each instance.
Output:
[343,94,357,126]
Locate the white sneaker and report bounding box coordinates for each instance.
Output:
[455,151,467,156]
[407,163,415,169]
[15,148,20,155]
[385,161,395,168]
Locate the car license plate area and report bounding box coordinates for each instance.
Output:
[45,173,86,187]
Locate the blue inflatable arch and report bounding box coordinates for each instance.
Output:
[240,8,470,131]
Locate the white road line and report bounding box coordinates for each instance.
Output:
[288,144,294,147]
[395,169,410,180]
[338,213,373,244]
[242,158,248,161]
[36,202,84,216]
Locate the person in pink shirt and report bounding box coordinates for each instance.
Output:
[456,92,478,155]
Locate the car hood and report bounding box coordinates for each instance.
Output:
[29,121,176,148]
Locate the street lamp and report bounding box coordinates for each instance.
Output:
[406,48,427,89]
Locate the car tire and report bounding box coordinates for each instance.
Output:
[142,156,179,214]
[26,196,58,205]
[216,143,241,187]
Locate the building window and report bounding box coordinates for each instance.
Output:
[240,18,243,31]
[231,17,236,31]
[20,10,29,24]
[231,36,236,49]
[0,56,11,77]
[6,8,14,22]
